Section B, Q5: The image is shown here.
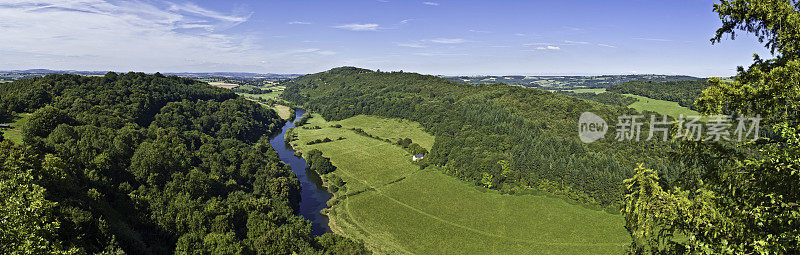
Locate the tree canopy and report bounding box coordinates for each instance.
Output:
[0,73,367,254]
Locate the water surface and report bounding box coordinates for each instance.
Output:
[269,108,332,236]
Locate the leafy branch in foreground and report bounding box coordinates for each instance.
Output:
[624,0,800,253]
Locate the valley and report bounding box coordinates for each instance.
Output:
[289,114,629,254]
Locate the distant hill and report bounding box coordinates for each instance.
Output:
[442,74,705,88]
[0,69,303,82]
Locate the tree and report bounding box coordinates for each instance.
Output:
[0,141,74,254]
[408,143,428,156]
[624,0,800,253]
[24,105,69,138]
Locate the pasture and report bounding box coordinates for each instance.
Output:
[623,94,701,119]
[291,114,629,254]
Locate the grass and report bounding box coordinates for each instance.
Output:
[2,113,31,144]
[291,114,629,254]
[623,94,701,119]
[272,104,292,120]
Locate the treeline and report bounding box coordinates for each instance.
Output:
[283,67,688,209]
[558,91,638,107]
[0,73,367,254]
[606,80,708,109]
[232,87,273,94]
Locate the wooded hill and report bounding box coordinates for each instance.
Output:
[282,67,694,209]
[0,73,366,254]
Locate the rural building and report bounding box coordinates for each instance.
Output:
[412,154,424,161]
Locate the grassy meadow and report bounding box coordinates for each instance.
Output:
[2,113,30,144]
[623,94,701,119]
[291,114,629,254]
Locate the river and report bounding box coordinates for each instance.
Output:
[269,108,333,236]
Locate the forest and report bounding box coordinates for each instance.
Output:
[606,80,709,109]
[281,67,695,210]
[0,73,367,254]
[557,90,639,107]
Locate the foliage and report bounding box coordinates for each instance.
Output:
[306,149,337,175]
[0,73,367,254]
[0,141,77,254]
[559,91,639,107]
[623,0,800,253]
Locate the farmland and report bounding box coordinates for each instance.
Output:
[290,114,629,254]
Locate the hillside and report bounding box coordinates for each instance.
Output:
[0,73,366,254]
[283,67,692,209]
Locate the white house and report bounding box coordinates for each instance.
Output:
[412,154,424,161]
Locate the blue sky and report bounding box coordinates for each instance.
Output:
[0,0,773,76]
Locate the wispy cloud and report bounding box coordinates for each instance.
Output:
[423,2,440,6]
[400,19,414,24]
[535,46,561,51]
[469,29,491,33]
[563,40,589,45]
[167,2,251,24]
[288,21,311,25]
[633,37,672,42]
[428,38,465,44]
[514,33,527,37]
[396,42,427,48]
[597,43,617,48]
[283,48,336,56]
[414,52,469,56]
[334,23,380,31]
[0,0,263,71]
[524,42,552,46]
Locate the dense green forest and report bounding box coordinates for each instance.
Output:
[0,73,366,254]
[622,0,800,253]
[606,80,709,109]
[282,67,694,209]
[557,91,639,107]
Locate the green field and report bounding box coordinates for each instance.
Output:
[566,88,701,119]
[2,113,30,144]
[623,94,701,119]
[291,114,629,254]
